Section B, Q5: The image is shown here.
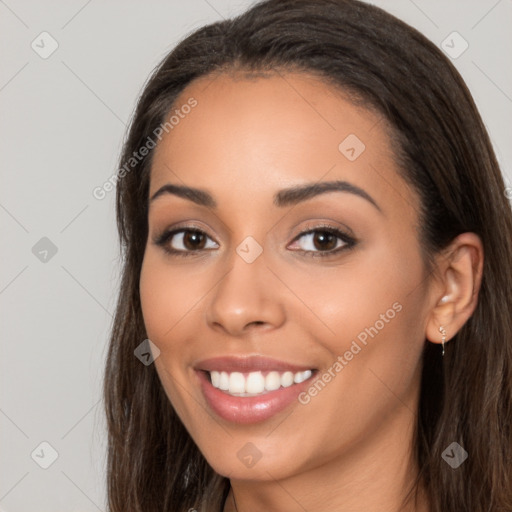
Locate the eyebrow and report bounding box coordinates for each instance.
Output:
[150,180,382,213]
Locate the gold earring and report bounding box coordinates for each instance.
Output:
[439,326,447,356]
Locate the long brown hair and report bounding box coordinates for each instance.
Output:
[103,0,512,510]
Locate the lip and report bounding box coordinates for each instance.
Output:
[194,355,317,424]
[195,355,315,373]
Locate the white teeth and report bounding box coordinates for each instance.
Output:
[294,370,312,383]
[219,371,229,391]
[265,371,281,391]
[229,372,246,394]
[281,371,294,387]
[208,369,314,396]
[211,371,220,388]
[246,371,265,394]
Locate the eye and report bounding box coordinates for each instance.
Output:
[288,225,356,258]
[154,227,219,257]
[154,224,356,259]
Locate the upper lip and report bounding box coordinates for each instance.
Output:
[195,355,316,373]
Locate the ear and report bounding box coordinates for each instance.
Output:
[425,232,484,347]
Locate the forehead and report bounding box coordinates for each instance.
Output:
[148,71,416,219]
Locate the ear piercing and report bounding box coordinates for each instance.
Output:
[438,297,448,357]
[439,326,447,356]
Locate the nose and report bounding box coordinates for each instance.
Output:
[205,247,286,337]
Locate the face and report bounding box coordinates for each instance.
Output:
[139,71,432,482]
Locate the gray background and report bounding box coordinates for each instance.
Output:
[1,0,511,510]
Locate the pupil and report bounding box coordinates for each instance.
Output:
[184,231,204,250]
[314,231,336,250]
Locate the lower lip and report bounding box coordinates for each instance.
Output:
[196,370,315,424]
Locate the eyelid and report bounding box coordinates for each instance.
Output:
[290,219,355,240]
[153,221,218,243]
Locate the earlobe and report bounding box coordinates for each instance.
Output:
[424,232,484,350]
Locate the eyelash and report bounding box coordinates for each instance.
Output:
[153,223,357,259]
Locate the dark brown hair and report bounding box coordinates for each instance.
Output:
[103,0,512,510]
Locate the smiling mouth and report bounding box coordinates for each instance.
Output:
[204,369,317,397]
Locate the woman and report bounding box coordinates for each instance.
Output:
[103,0,512,510]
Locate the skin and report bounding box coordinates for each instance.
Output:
[139,71,483,512]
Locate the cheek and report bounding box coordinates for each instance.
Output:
[275,249,427,463]
[139,250,206,343]
[139,252,202,422]
[316,241,427,402]
[283,237,427,424]
[139,256,169,341]
[276,234,425,354]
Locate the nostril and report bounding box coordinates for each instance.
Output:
[248,321,265,327]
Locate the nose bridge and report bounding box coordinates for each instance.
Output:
[205,238,285,335]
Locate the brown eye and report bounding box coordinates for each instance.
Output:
[288,226,356,258]
[311,231,338,251]
[181,231,207,250]
[155,228,219,256]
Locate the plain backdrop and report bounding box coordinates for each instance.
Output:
[1,0,511,510]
